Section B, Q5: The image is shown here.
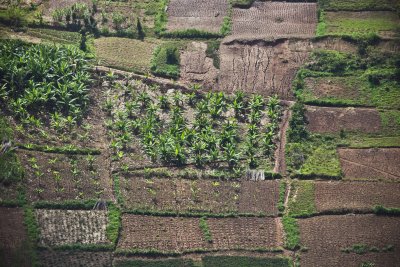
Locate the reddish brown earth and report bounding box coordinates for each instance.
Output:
[232,2,317,38]
[18,150,112,203]
[207,217,283,250]
[305,106,382,133]
[299,215,400,267]
[0,207,31,267]
[304,77,362,101]
[338,148,400,181]
[118,215,282,252]
[218,39,310,99]
[166,0,229,33]
[118,215,207,252]
[121,178,279,215]
[39,251,112,267]
[180,42,219,89]
[315,181,400,212]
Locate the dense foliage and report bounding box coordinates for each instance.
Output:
[0,40,91,124]
[150,43,181,79]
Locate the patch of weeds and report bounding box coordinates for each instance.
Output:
[373,205,400,216]
[33,199,99,209]
[231,0,256,8]
[316,9,326,36]
[151,42,182,79]
[154,0,168,35]
[161,29,222,39]
[206,40,221,69]
[288,181,317,217]
[202,256,291,267]
[278,180,286,213]
[106,204,121,246]
[23,205,39,266]
[199,217,213,243]
[114,258,196,267]
[282,216,300,250]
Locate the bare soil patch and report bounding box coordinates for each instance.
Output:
[207,217,283,250]
[166,0,229,33]
[180,42,218,90]
[232,2,317,38]
[299,215,400,267]
[338,148,400,181]
[18,150,112,203]
[218,39,310,99]
[305,106,382,133]
[39,250,112,267]
[0,207,31,267]
[315,181,400,212]
[118,215,208,252]
[304,77,362,101]
[36,209,110,247]
[121,178,279,215]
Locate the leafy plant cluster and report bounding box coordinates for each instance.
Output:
[0,40,91,127]
[106,82,282,170]
[151,43,181,79]
[52,2,97,32]
[199,217,213,243]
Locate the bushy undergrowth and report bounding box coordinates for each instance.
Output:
[199,217,213,243]
[288,181,317,217]
[106,204,121,246]
[151,43,181,79]
[0,40,91,123]
[160,29,222,39]
[282,216,300,250]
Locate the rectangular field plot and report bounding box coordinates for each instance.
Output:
[118,215,208,252]
[219,40,311,99]
[232,2,317,38]
[299,215,400,267]
[36,209,110,247]
[325,11,400,38]
[166,0,229,33]
[339,148,400,181]
[18,150,112,203]
[120,178,280,215]
[118,215,282,252]
[39,250,112,267]
[305,106,382,133]
[207,217,283,250]
[0,207,32,267]
[315,181,400,213]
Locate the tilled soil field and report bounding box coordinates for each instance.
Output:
[305,106,382,133]
[338,148,400,181]
[207,217,283,250]
[218,39,310,99]
[18,150,112,203]
[0,207,31,267]
[166,0,229,33]
[304,77,362,101]
[118,215,282,252]
[299,215,400,267]
[120,178,279,215]
[180,42,219,89]
[232,2,317,38]
[118,215,207,252]
[315,181,400,212]
[36,209,110,247]
[39,250,112,267]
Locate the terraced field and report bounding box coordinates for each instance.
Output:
[0,0,399,266]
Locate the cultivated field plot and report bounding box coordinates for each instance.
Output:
[319,0,399,11]
[166,0,229,33]
[305,106,382,133]
[94,37,160,74]
[36,209,109,247]
[18,150,112,202]
[120,178,280,215]
[315,181,400,213]
[39,250,112,267]
[180,42,219,89]
[232,2,317,38]
[219,40,310,99]
[324,11,400,38]
[338,148,400,181]
[118,215,208,252]
[207,217,283,250]
[0,207,31,267]
[299,215,400,267]
[118,215,283,252]
[41,0,92,21]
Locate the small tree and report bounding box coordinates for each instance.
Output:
[137,17,145,40]
[80,30,87,52]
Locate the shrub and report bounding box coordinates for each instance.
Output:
[287,102,309,143]
[151,43,180,79]
[307,50,361,74]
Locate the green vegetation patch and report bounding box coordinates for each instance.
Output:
[151,42,184,79]
[202,256,291,267]
[106,204,121,246]
[318,0,399,11]
[324,11,400,37]
[373,205,400,216]
[341,243,394,254]
[199,217,212,243]
[278,180,286,213]
[282,216,300,250]
[288,181,317,217]
[94,37,160,74]
[346,136,400,148]
[115,258,195,267]
[205,40,221,69]
[231,0,256,8]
